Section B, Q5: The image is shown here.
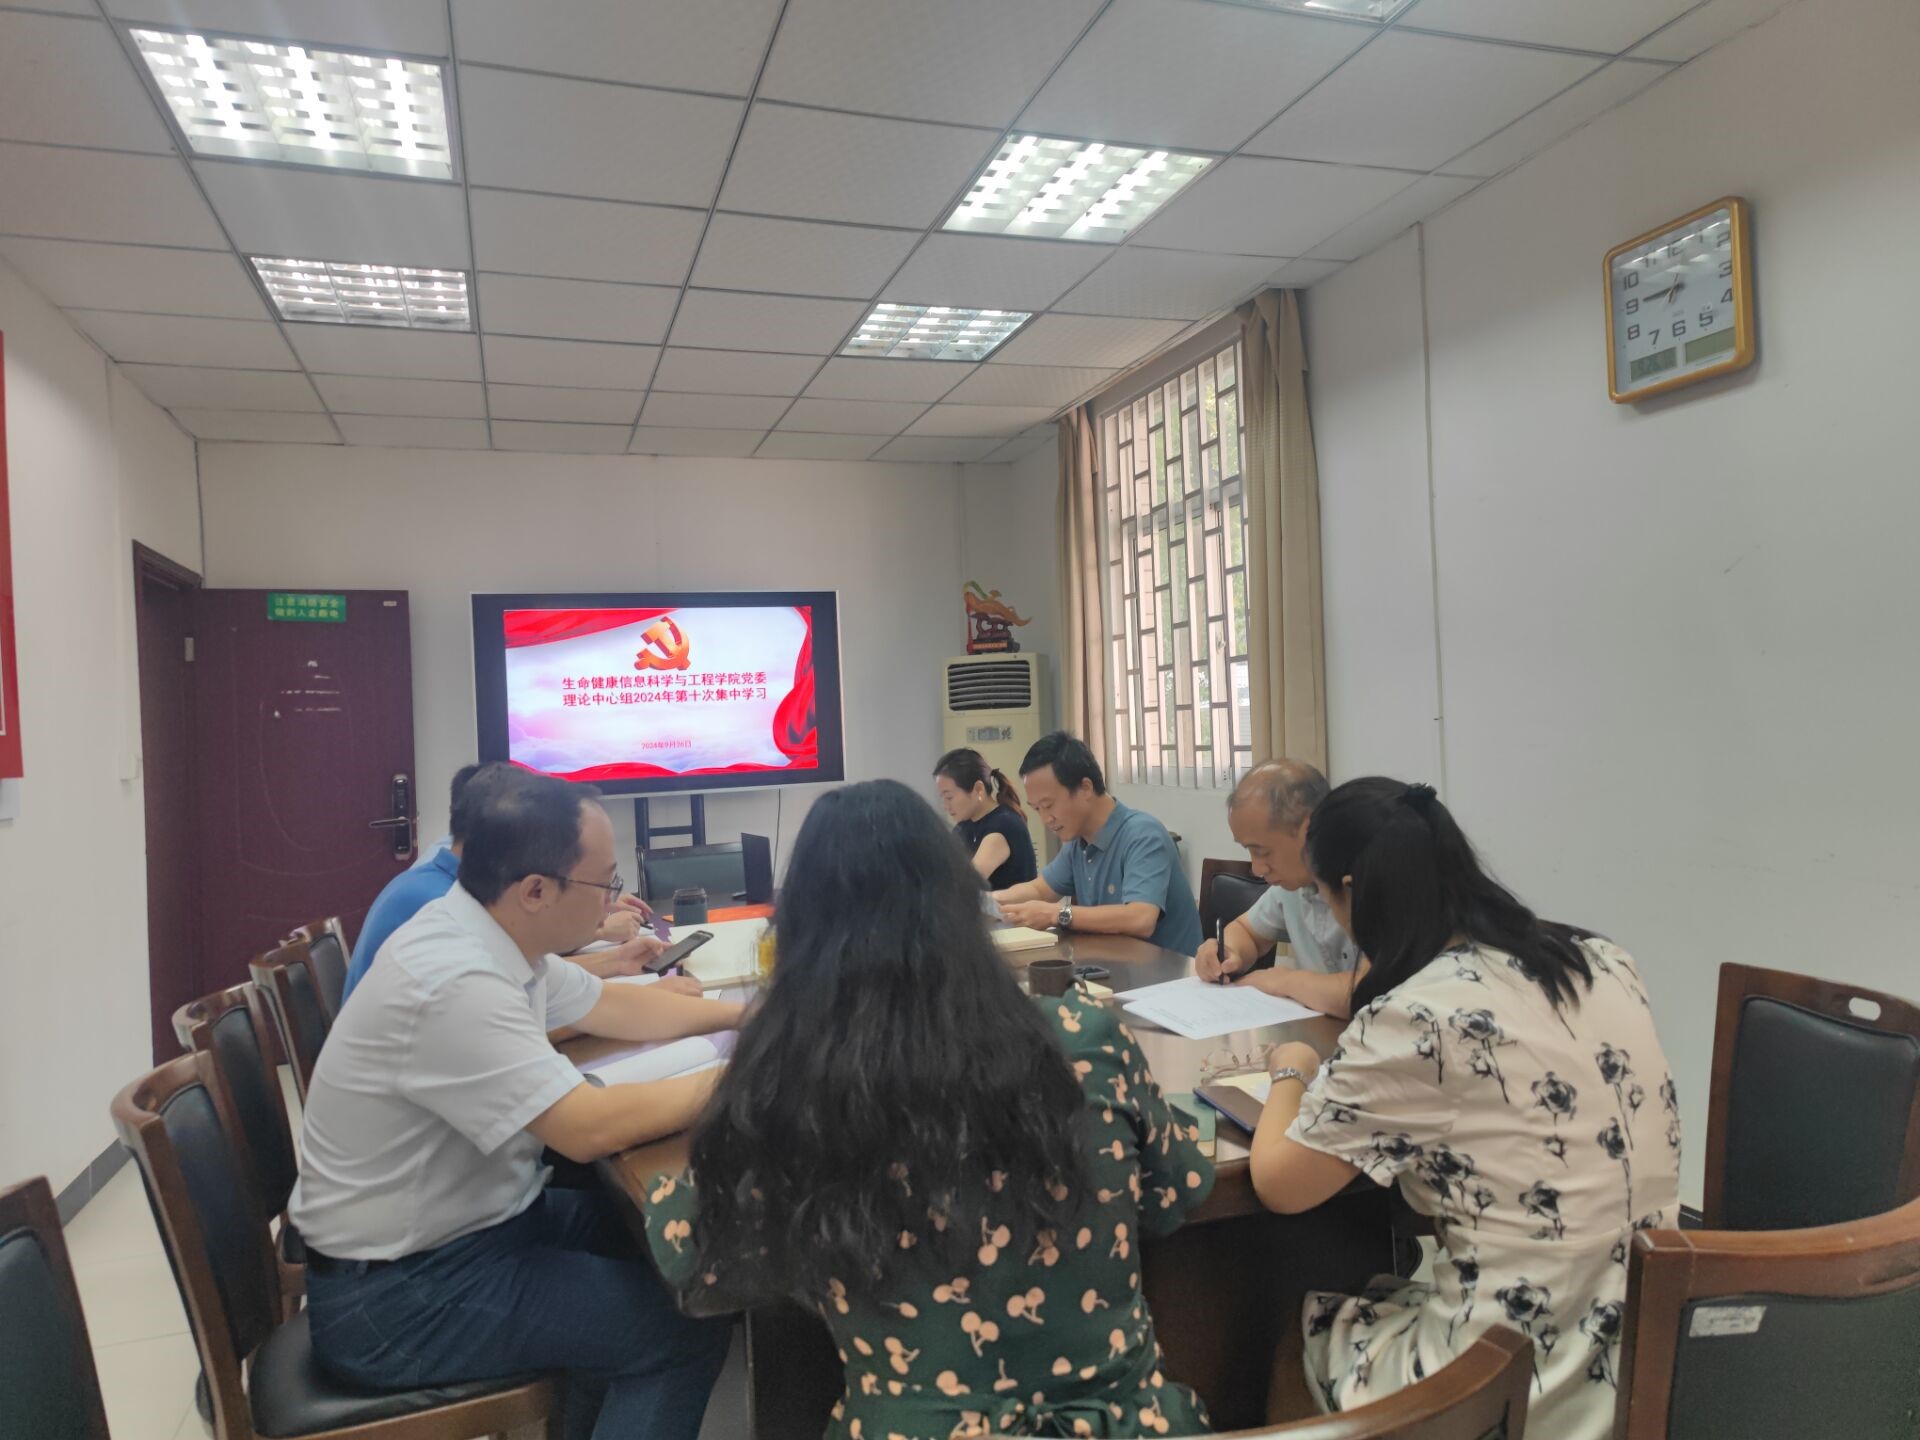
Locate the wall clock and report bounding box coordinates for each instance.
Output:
[1605,197,1754,402]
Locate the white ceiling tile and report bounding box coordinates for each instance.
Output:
[1402,0,1695,53]
[874,435,1002,463]
[477,273,677,344]
[116,364,322,410]
[651,347,821,396]
[720,106,997,228]
[65,310,297,368]
[779,398,928,434]
[1019,0,1369,151]
[693,214,917,301]
[487,383,641,423]
[1443,59,1671,177]
[882,235,1106,312]
[289,328,482,381]
[0,14,174,153]
[667,291,865,355]
[336,414,490,448]
[942,363,1115,407]
[171,408,338,442]
[4,0,94,12]
[1629,0,1795,61]
[1244,31,1600,171]
[1264,257,1347,289]
[1136,156,1415,257]
[469,190,703,286]
[629,427,766,457]
[985,429,1056,462]
[1306,174,1482,260]
[458,67,740,208]
[1053,249,1278,320]
[491,420,630,454]
[906,404,1057,438]
[987,314,1186,369]
[0,238,266,319]
[0,144,222,247]
[760,0,1101,128]
[452,0,781,94]
[640,392,792,429]
[102,0,450,53]
[804,357,976,402]
[755,431,888,461]
[482,336,658,390]
[196,163,470,267]
[313,374,485,417]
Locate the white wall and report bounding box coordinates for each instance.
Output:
[1305,0,1920,1200]
[0,259,200,1189]
[198,445,976,881]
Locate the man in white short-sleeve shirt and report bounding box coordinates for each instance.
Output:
[1193,759,1363,1018]
[291,771,741,1440]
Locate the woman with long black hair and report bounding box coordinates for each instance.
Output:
[639,779,1213,1438]
[1246,778,1678,1440]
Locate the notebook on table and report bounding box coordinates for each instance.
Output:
[990,926,1060,953]
[1195,1072,1272,1134]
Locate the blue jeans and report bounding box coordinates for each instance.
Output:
[304,1188,730,1440]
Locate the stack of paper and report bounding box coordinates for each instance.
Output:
[1121,976,1322,1040]
[990,926,1060,953]
[578,1031,737,1086]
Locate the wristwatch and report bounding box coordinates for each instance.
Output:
[1267,1065,1311,1089]
[1055,903,1074,932]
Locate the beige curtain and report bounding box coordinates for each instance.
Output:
[1240,289,1329,773]
[1054,405,1107,772]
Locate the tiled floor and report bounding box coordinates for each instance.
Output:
[63,1162,751,1440]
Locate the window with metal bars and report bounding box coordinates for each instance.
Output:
[1096,336,1253,790]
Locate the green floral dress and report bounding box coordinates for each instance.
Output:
[641,990,1217,1438]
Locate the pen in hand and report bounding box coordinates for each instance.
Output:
[1214,917,1229,984]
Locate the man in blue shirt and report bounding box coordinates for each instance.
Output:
[991,732,1203,955]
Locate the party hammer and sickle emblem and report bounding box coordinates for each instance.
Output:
[633,617,692,671]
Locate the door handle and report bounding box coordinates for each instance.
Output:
[367,817,410,829]
[370,772,414,860]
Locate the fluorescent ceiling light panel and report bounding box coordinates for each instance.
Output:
[842,304,1030,362]
[1221,0,1415,17]
[943,135,1213,243]
[252,257,471,329]
[130,27,453,178]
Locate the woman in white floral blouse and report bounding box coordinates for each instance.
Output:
[1247,778,1679,1440]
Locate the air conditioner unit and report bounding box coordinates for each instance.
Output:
[941,654,1055,864]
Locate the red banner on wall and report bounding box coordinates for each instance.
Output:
[0,332,22,780]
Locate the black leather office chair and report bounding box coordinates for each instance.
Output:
[0,1177,111,1440]
[284,917,350,1018]
[1201,858,1270,944]
[641,841,747,907]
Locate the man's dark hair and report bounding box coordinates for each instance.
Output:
[448,761,520,845]
[1018,731,1105,796]
[458,770,603,905]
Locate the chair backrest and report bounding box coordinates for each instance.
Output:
[249,937,330,1103]
[1614,1195,1920,1440]
[175,982,298,1224]
[1201,858,1267,941]
[641,841,746,906]
[1704,962,1920,1230]
[0,1177,112,1440]
[285,916,351,1018]
[1219,1327,1533,1439]
[113,1051,280,1440]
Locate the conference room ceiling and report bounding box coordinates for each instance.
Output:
[0,0,1788,460]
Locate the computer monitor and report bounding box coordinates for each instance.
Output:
[741,832,773,905]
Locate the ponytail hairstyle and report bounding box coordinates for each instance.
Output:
[933,748,1026,821]
[1306,777,1595,1014]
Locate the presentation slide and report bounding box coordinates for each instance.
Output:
[499,604,819,783]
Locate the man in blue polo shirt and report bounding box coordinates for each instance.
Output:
[991,731,1203,954]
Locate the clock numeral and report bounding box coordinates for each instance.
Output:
[1625,297,1640,315]
[1672,320,1688,338]
[1718,259,1733,278]
[1623,270,1640,291]
[1648,328,1661,345]
[1627,324,1641,341]
[1698,308,1715,327]
[1721,287,1734,305]
[1716,229,1731,248]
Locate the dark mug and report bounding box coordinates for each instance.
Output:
[1027,958,1074,997]
[672,886,709,926]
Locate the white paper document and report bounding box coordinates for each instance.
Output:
[577,1031,737,1086]
[1121,976,1322,1039]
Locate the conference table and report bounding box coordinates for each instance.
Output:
[561,931,1397,1436]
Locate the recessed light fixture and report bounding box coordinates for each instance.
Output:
[943,135,1214,244]
[1222,0,1416,18]
[842,305,1030,362]
[252,257,471,329]
[130,27,453,178]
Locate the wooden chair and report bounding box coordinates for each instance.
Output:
[250,938,331,1103]
[174,982,305,1311]
[1703,962,1920,1230]
[112,1052,556,1440]
[0,1176,112,1440]
[285,917,352,1019]
[1200,857,1268,946]
[1217,1327,1533,1438]
[1613,1194,1920,1440]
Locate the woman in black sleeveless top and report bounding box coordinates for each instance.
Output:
[933,747,1037,890]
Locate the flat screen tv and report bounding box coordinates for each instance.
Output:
[472,591,844,797]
